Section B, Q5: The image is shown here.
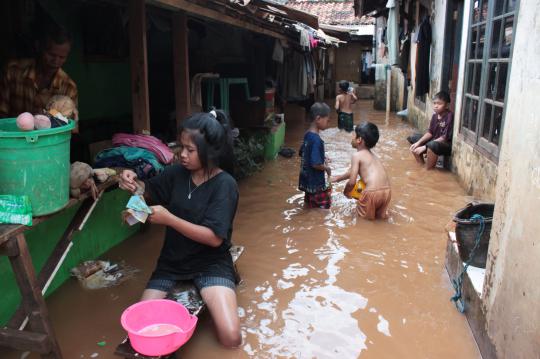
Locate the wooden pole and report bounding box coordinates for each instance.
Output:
[129,0,151,134]
[386,65,391,122]
[172,11,191,127]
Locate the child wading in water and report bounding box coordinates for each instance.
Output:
[299,102,332,209]
[119,110,241,348]
[407,91,454,169]
[335,80,357,132]
[332,122,391,220]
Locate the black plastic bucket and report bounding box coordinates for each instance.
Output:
[453,203,494,268]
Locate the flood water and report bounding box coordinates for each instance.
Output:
[2,100,480,359]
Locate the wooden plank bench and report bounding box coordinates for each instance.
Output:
[0,179,118,359]
[114,245,244,359]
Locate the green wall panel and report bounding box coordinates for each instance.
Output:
[0,189,139,325]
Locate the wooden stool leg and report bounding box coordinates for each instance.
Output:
[7,234,63,359]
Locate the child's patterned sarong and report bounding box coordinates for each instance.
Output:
[304,187,332,209]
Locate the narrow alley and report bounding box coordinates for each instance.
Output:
[2,100,481,359]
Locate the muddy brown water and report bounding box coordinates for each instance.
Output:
[2,100,480,359]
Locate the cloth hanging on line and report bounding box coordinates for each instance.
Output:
[294,24,310,51]
[415,17,432,97]
[278,50,314,101]
[272,39,284,63]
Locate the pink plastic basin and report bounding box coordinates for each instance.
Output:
[121,299,198,356]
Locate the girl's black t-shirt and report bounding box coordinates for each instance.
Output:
[144,165,239,282]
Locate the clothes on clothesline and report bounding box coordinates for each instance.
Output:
[399,30,411,75]
[272,39,284,63]
[294,24,311,51]
[362,52,373,74]
[415,17,432,96]
[277,50,316,101]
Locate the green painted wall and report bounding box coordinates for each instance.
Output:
[64,52,132,121]
[0,189,139,326]
[42,0,132,123]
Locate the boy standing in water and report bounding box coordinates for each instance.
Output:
[335,80,357,132]
[407,91,454,170]
[332,122,391,220]
[299,102,332,209]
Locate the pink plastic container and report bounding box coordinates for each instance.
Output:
[121,299,198,356]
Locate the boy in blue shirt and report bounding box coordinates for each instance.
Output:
[299,102,332,209]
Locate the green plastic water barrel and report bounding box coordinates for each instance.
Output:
[0,118,75,216]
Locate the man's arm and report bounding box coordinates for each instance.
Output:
[335,96,340,111]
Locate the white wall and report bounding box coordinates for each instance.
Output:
[451,0,499,200]
[482,0,540,357]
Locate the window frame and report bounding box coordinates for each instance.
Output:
[459,0,519,163]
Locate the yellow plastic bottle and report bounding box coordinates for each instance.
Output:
[348,179,366,199]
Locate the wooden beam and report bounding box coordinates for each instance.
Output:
[6,234,62,358]
[172,11,191,126]
[150,0,288,41]
[129,0,151,134]
[0,328,51,353]
[8,197,99,330]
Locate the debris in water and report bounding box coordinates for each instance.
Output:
[97,341,106,347]
[90,353,99,358]
[70,260,139,290]
[377,315,391,337]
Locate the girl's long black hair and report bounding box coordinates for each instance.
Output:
[178,110,235,176]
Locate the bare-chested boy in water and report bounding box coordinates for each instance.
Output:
[335,80,357,132]
[331,122,391,220]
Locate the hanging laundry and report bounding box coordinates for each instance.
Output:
[294,24,310,51]
[272,39,284,63]
[309,36,319,49]
[399,30,411,75]
[415,17,432,97]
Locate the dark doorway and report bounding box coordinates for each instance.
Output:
[441,0,464,113]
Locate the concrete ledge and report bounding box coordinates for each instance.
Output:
[445,232,497,359]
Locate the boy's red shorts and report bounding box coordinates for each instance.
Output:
[304,187,332,209]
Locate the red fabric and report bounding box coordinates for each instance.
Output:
[304,187,332,209]
[112,133,174,164]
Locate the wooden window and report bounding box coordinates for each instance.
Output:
[460,0,518,161]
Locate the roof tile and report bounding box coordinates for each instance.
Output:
[284,0,374,26]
